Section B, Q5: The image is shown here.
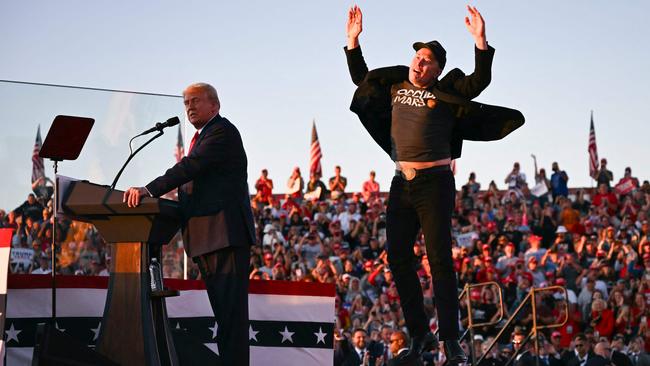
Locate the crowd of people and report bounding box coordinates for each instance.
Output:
[2,160,650,365]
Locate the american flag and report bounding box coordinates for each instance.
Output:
[588,111,599,179]
[174,125,184,162]
[309,120,322,176]
[31,125,45,184]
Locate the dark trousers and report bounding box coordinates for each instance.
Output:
[386,167,460,341]
[195,246,250,366]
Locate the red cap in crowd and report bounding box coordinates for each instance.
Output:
[486,222,497,232]
[521,272,534,284]
[364,260,373,270]
[545,270,555,278]
[470,290,481,301]
[482,244,490,251]
[264,253,273,261]
[555,278,566,286]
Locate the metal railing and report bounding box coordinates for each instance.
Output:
[476,285,569,366]
[461,282,506,365]
[434,281,506,365]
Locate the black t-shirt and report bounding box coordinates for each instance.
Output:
[390,81,455,162]
[328,176,347,191]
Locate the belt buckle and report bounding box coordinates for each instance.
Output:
[402,167,416,181]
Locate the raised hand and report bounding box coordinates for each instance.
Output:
[464,5,487,50]
[346,5,363,49]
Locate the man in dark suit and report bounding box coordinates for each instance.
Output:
[628,336,650,366]
[514,339,563,366]
[335,328,382,366]
[344,5,523,364]
[585,341,614,366]
[388,330,423,366]
[124,82,255,366]
[562,334,595,366]
[610,334,632,366]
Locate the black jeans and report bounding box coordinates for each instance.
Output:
[386,167,460,341]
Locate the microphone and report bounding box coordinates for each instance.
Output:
[111,116,181,190]
[137,117,180,136]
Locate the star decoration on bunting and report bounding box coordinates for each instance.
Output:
[91,322,101,341]
[209,322,218,340]
[314,327,327,344]
[279,326,295,343]
[6,323,21,344]
[249,325,259,342]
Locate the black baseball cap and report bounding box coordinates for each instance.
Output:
[413,40,447,69]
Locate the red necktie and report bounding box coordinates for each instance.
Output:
[187,131,199,155]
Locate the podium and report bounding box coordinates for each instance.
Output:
[61,180,182,366]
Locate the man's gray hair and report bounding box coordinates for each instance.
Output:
[184,82,220,105]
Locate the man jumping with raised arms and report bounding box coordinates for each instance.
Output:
[344,5,524,364]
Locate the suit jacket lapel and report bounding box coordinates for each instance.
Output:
[191,114,221,154]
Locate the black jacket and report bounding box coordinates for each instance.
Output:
[345,45,524,160]
[562,350,597,366]
[585,355,614,366]
[611,350,633,366]
[334,338,384,366]
[146,115,256,256]
[516,354,563,366]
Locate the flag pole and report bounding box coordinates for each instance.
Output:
[183,251,188,280]
[51,162,58,320]
[590,110,594,191]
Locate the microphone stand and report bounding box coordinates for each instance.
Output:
[111,130,165,190]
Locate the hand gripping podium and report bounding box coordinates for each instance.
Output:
[61,180,182,366]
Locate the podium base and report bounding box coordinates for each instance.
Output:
[32,322,118,366]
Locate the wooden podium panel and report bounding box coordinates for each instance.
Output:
[97,242,150,365]
[62,181,181,366]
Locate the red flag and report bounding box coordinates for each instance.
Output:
[310,120,322,176]
[588,111,599,179]
[31,125,45,184]
[174,125,184,163]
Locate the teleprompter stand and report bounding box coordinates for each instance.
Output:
[38,115,94,320]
